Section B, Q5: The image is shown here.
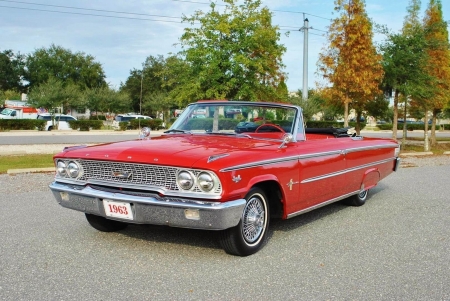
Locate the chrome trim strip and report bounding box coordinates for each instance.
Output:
[287,190,360,219]
[345,144,398,153]
[220,155,300,172]
[301,157,396,184]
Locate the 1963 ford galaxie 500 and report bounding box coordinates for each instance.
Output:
[49,101,400,256]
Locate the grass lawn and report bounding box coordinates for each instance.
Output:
[0,154,54,174]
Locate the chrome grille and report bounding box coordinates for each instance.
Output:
[78,160,179,190]
[59,159,222,195]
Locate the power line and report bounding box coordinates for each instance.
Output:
[0,5,184,23]
[0,0,180,19]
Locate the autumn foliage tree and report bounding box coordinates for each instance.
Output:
[318,0,384,133]
[423,0,450,146]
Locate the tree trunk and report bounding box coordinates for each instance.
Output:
[392,89,399,141]
[355,111,361,135]
[424,109,430,151]
[344,101,349,128]
[401,97,408,150]
[430,109,438,147]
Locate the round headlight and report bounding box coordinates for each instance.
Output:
[139,127,151,139]
[67,161,80,178]
[177,171,194,190]
[57,161,67,177]
[198,172,214,192]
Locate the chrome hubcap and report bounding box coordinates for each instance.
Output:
[242,196,265,243]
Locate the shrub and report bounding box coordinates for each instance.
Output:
[129,119,164,130]
[89,115,107,121]
[68,120,103,131]
[305,121,367,129]
[0,119,46,131]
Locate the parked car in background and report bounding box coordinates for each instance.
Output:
[112,114,152,129]
[37,113,77,131]
[49,101,400,256]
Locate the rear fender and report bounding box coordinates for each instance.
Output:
[360,168,380,191]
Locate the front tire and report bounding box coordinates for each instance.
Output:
[85,213,128,232]
[219,187,270,256]
[344,189,369,206]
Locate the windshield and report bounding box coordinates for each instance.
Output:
[0,108,14,116]
[168,101,304,141]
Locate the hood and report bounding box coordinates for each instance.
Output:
[56,134,279,168]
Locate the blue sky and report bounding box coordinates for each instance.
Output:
[1,0,449,92]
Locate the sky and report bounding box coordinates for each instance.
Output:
[1,0,449,93]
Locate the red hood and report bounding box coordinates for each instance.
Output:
[56,134,278,168]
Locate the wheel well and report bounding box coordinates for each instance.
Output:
[254,181,284,219]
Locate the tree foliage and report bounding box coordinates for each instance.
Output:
[423,0,450,146]
[25,44,107,90]
[177,0,287,103]
[27,77,81,114]
[0,49,26,93]
[318,0,384,133]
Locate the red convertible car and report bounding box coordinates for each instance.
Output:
[49,101,400,256]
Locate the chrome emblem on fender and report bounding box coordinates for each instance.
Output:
[112,171,133,180]
[232,175,241,183]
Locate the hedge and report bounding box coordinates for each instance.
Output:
[184,118,240,131]
[0,119,46,131]
[68,120,103,131]
[377,123,441,131]
[115,119,165,131]
[306,121,367,129]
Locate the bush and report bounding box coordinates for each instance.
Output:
[184,118,240,131]
[68,120,103,131]
[89,115,107,121]
[306,121,367,129]
[129,119,164,130]
[0,119,46,131]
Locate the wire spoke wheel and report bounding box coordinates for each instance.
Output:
[242,196,265,244]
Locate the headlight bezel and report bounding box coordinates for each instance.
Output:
[176,169,220,193]
[55,159,83,179]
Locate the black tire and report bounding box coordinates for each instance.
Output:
[48,126,53,131]
[219,187,270,256]
[85,213,128,232]
[344,189,369,207]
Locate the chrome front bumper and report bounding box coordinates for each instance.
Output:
[49,181,246,230]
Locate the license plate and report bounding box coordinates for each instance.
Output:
[103,199,133,220]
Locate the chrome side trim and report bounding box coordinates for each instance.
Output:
[345,144,398,153]
[220,155,300,172]
[301,157,395,184]
[287,190,360,219]
[220,146,395,173]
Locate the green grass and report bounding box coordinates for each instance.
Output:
[401,142,450,155]
[0,154,54,174]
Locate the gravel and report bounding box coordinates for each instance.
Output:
[399,154,450,168]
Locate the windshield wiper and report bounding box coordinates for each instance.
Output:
[164,129,191,134]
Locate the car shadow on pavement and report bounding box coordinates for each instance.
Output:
[97,185,384,254]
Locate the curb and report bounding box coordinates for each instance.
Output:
[400,152,434,157]
[7,167,54,174]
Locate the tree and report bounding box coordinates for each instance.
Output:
[27,77,81,115]
[0,49,26,93]
[380,0,434,147]
[423,0,450,146]
[84,86,131,117]
[288,89,322,122]
[25,44,106,90]
[177,0,286,103]
[318,0,384,134]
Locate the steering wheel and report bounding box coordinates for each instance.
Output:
[254,123,286,133]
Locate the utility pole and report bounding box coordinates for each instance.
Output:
[139,69,143,115]
[300,17,311,100]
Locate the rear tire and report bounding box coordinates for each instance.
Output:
[344,189,369,207]
[48,126,53,131]
[85,213,128,232]
[219,187,270,256]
